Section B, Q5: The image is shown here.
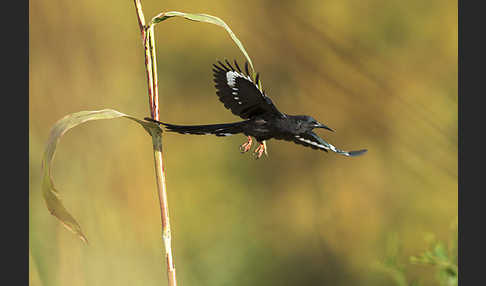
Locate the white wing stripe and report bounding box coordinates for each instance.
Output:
[225,71,261,92]
[297,137,329,150]
[296,136,353,155]
[226,71,239,87]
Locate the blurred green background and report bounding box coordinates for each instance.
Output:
[29,0,457,285]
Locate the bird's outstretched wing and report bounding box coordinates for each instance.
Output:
[290,131,367,157]
[213,60,285,119]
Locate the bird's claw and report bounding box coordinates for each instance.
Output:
[240,143,251,153]
[239,136,253,153]
[253,143,265,159]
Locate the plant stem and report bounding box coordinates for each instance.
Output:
[149,25,160,120]
[133,1,177,285]
[152,132,177,286]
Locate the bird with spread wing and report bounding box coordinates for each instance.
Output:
[145,60,367,159]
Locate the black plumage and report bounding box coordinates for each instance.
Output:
[145,60,367,159]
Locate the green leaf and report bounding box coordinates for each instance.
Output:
[41,109,161,243]
[151,11,255,75]
[433,243,448,260]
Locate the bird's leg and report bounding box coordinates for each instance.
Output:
[253,142,266,159]
[239,136,253,153]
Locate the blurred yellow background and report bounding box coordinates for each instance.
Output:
[29,0,457,285]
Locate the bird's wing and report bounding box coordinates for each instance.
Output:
[213,60,285,120]
[290,131,367,157]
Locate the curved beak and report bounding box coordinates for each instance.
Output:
[314,122,335,132]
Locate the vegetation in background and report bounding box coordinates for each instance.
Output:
[376,218,458,286]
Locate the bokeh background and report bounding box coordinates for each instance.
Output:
[29,0,457,285]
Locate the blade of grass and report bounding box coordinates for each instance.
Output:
[41,109,160,244]
[151,11,256,75]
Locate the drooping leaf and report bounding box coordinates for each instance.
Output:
[151,11,255,75]
[42,109,161,243]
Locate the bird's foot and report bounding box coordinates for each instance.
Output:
[239,136,253,153]
[253,142,266,159]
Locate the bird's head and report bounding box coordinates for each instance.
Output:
[294,115,335,132]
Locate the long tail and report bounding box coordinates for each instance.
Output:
[144,117,246,137]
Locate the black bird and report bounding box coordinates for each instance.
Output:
[145,60,367,159]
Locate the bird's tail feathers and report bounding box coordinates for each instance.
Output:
[144,117,245,137]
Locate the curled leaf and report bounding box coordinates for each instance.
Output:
[42,109,161,243]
